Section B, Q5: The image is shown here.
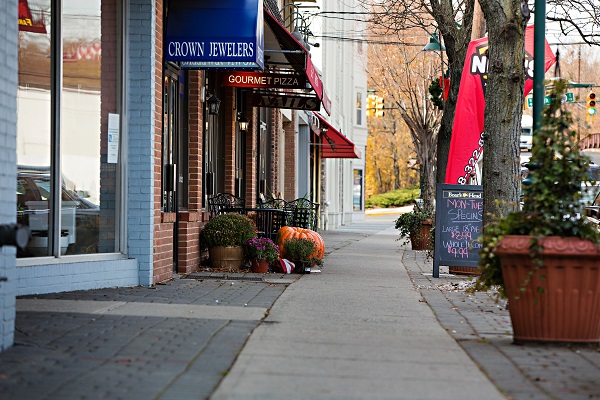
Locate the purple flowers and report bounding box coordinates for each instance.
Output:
[244,237,280,263]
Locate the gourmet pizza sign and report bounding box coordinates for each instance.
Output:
[222,72,307,90]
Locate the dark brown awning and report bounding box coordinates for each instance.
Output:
[263,8,330,115]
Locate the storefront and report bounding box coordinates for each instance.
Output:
[2,0,334,350]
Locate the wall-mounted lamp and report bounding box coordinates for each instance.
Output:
[207,92,221,115]
[237,112,249,132]
[422,32,446,52]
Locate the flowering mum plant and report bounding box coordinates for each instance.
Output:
[244,237,280,263]
[200,213,257,248]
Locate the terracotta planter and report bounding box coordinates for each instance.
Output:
[410,219,432,250]
[495,235,600,343]
[208,246,245,269]
[251,259,270,273]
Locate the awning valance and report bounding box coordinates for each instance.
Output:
[165,0,265,70]
[263,8,330,115]
[313,112,361,159]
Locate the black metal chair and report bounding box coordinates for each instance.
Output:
[285,198,319,231]
[258,198,288,210]
[207,193,246,218]
[254,208,288,241]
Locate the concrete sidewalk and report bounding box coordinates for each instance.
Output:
[2,215,598,399]
[211,220,504,400]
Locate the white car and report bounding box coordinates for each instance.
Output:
[520,115,533,152]
[519,126,533,151]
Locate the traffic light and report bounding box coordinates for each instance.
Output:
[366,94,376,118]
[586,91,596,123]
[375,96,385,117]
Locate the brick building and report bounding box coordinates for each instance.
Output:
[0,0,364,351]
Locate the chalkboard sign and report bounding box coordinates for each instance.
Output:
[433,184,483,278]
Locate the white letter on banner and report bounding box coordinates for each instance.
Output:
[471,54,487,74]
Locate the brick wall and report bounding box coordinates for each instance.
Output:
[128,0,157,286]
[0,0,18,351]
[176,70,205,274]
[245,107,259,207]
[270,109,282,197]
[151,0,175,284]
[283,114,297,199]
[224,87,237,195]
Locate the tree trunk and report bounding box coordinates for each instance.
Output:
[478,0,528,225]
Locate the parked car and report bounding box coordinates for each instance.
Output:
[520,162,600,211]
[519,115,533,152]
[17,166,99,256]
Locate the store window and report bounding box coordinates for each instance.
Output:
[203,71,225,204]
[16,0,123,257]
[353,169,364,211]
[356,92,363,126]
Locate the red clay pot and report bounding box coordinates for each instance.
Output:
[251,259,270,273]
[495,235,600,343]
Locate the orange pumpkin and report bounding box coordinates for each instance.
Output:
[276,226,325,260]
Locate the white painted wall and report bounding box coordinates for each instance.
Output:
[314,0,368,228]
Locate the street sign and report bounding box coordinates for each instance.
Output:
[526,92,574,108]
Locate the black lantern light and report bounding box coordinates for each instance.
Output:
[237,112,249,132]
[207,92,221,115]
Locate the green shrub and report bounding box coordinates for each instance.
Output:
[200,213,257,248]
[365,187,420,209]
[283,237,316,262]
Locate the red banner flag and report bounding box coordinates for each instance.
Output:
[445,25,556,184]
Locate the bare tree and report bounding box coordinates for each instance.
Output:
[368,42,441,212]
[546,0,600,45]
[348,0,600,223]
[364,0,475,186]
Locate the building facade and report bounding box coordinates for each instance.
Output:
[0,0,364,351]
[318,0,369,229]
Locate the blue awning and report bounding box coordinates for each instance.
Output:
[165,0,264,70]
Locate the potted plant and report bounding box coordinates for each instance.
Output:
[394,201,433,250]
[200,213,257,269]
[475,79,600,343]
[282,237,317,274]
[244,237,280,273]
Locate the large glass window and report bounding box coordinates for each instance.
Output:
[353,169,363,211]
[17,0,122,257]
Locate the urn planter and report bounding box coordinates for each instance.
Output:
[208,246,245,269]
[410,219,433,251]
[495,235,600,343]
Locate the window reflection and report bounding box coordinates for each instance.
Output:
[17,0,120,258]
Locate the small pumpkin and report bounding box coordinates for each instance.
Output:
[276,226,325,260]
